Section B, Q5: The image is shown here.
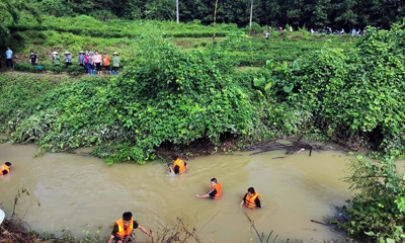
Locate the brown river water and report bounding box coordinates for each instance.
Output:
[0,143,352,242]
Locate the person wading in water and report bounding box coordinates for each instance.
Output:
[107,212,152,243]
[0,162,11,176]
[168,155,187,175]
[196,178,223,199]
[240,187,261,209]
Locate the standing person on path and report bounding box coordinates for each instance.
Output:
[65,51,72,68]
[240,187,261,209]
[78,51,85,71]
[168,155,187,175]
[83,52,90,75]
[112,52,120,75]
[93,51,102,76]
[0,162,12,176]
[52,52,60,66]
[5,47,13,69]
[107,212,153,243]
[30,51,38,65]
[89,51,95,75]
[196,178,223,199]
[102,52,111,75]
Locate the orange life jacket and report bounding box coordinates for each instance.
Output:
[173,159,186,174]
[210,182,223,199]
[115,218,134,238]
[245,192,260,209]
[0,164,10,176]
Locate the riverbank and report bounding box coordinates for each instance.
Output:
[0,217,348,243]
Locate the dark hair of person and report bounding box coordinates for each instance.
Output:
[171,155,179,160]
[211,178,217,183]
[248,187,255,194]
[122,212,132,221]
[5,162,11,166]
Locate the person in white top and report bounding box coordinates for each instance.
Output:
[93,51,102,76]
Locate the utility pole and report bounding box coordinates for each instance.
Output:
[176,0,179,23]
[249,0,254,32]
[213,0,219,41]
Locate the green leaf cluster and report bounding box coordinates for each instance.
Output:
[340,156,405,242]
[269,22,405,155]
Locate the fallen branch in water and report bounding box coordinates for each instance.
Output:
[177,217,202,243]
[243,210,262,242]
[0,218,45,243]
[310,219,330,226]
[245,139,329,157]
[243,210,280,243]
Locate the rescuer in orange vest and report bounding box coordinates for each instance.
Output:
[240,187,261,209]
[107,212,153,243]
[168,155,187,175]
[196,178,223,199]
[0,162,11,176]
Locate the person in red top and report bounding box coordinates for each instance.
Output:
[196,178,222,199]
[108,212,152,243]
[102,53,111,75]
[0,162,11,176]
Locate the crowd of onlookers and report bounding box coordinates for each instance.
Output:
[262,26,366,37]
[1,47,120,75]
[309,27,365,35]
[52,50,121,75]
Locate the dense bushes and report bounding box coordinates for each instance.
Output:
[0,76,124,154]
[262,23,405,156]
[3,22,405,164]
[0,28,311,164]
[340,156,405,242]
[14,62,84,75]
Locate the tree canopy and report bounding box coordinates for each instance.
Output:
[30,0,405,29]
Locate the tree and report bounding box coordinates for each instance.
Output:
[0,0,39,48]
[144,0,175,20]
[176,0,179,23]
[249,0,254,30]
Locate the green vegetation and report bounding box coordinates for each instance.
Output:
[28,0,405,29]
[3,15,358,69]
[338,156,405,243]
[2,1,405,241]
[1,21,404,163]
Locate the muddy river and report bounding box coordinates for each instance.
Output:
[0,143,352,242]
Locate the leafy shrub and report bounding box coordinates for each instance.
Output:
[0,26,313,164]
[339,156,405,242]
[14,62,84,75]
[267,22,405,155]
